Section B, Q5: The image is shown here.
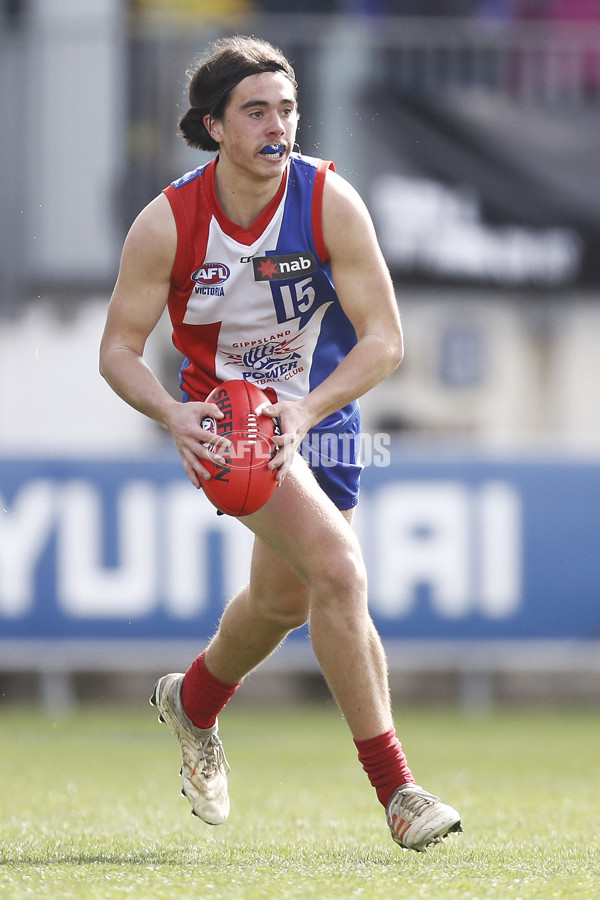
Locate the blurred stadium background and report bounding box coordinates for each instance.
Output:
[1,0,600,710]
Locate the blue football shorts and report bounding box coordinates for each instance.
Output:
[299,408,363,511]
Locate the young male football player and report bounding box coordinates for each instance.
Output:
[99,34,462,852]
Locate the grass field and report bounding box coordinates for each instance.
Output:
[0,699,598,899]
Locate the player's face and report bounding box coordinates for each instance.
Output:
[207,71,298,182]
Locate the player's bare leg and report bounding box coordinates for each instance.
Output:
[225,456,461,850]
[237,455,394,740]
[203,538,311,685]
[162,455,462,849]
[205,503,388,738]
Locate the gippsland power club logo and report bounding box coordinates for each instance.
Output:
[224,335,305,384]
[242,342,301,375]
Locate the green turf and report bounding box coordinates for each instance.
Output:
[0,699,598,899]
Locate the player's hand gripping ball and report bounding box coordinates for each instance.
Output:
[200,380,280,516]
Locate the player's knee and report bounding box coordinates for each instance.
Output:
[312,539,367,606]
[254,591,310,631]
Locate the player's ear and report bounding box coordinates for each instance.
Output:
[204,114,223,144]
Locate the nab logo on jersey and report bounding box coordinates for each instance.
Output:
[192,263,230,286]
[253,252,317,282]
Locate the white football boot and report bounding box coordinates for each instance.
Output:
[386,783,463,852]
[150,672,230,825]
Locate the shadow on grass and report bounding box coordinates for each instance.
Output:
[0,840,417,870]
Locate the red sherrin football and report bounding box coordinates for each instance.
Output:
[200,380,279,516]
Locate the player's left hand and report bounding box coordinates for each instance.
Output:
[260,399,311,483]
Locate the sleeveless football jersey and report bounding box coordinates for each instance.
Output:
[163,153,359,432]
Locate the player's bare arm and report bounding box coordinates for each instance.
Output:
[99,194,228,487]
[265,168,403,478]
[307,168,403,415]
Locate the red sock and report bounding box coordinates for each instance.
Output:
[181,652,240,730]
[354,728,415,808]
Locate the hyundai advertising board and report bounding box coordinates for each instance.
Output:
[1,452,599,642]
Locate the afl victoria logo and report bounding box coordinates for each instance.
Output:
[192,263,230,286]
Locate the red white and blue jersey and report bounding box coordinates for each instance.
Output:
[163,153,358,431]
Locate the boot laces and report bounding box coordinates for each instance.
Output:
[396,788,438,820]
[195,733,230,779]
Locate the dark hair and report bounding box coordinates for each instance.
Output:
[179,35,298,152]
